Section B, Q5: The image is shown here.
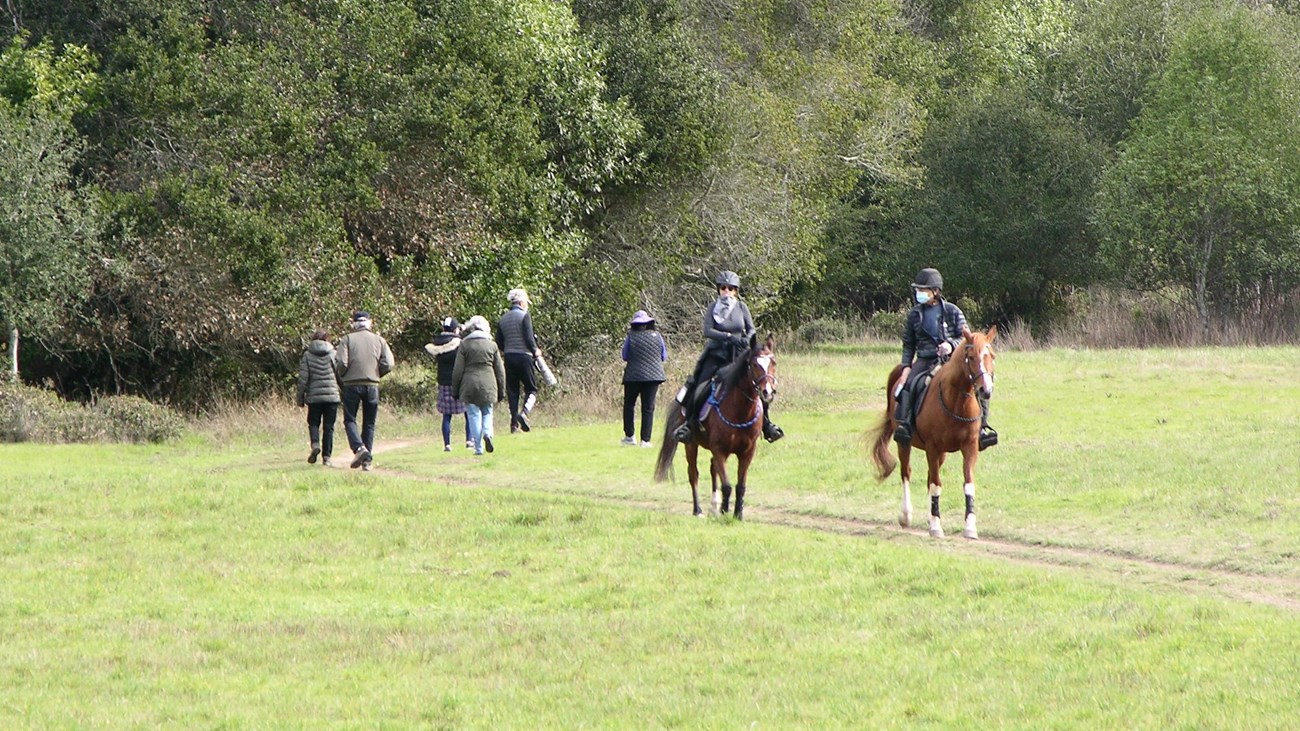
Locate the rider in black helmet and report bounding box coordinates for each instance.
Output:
[674,270,784,444]
[893,267,997,450]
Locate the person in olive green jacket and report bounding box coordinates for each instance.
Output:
[452,315,506,456]
[336,310,395,470]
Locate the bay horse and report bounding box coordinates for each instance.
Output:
[654,334,777,520]
[870,326,997,538]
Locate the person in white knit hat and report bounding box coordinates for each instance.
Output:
[336,310,394,470]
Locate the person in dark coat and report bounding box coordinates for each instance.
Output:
[620,310,668,447]
[453,315,507,456]
[425,317,472,452]
[673,270,783,444]
[892,267,996,449]
[496,287,540,433]
[297,329,342,466]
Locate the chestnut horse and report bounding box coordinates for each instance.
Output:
[870,326,997,538]
[654,334,777,520]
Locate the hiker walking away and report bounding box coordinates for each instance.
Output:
[297,329,342,466]
[496,287,541,433]
[426,317,472,452]
[337,310,395,470]
[452,315,506,456]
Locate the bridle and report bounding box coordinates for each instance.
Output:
[936,341,994,423]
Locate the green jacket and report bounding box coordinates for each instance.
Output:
[452,331,505,406]
[336,327,394,386]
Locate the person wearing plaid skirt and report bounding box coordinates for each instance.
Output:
[426,317,471,451]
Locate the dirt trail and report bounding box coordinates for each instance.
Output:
[366,439,1300,612]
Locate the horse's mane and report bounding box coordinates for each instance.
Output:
[717,347,754,389]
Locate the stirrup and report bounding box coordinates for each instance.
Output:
[763,423,784,443]
[979,428,998,451]
[673,423,694,444]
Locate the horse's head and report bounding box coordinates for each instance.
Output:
[959,325,997,399]
[750,333,778,404]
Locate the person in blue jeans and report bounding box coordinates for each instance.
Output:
[452,316,506,455]
[336,310,395,470]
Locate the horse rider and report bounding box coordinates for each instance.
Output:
[673,270,784,444]
[892,267,997,450]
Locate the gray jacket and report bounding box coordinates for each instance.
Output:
[452,331,506,405]
[337,328,395,386]
[702,298,755,353]
[298,339,341,404]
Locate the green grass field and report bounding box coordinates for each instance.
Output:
[3,343,1299,728]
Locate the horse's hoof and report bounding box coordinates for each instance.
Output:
[928,526,945,538]
[963,516,978,540]
[899,512,912,528]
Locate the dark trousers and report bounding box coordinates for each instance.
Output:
[441,413,470,447]
[306,402,339,457]
[623,381,661,442]
[342,384,380,454]
[504,352,538,427]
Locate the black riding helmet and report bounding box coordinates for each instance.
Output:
[715,270,741,289]
[911,268,943,291]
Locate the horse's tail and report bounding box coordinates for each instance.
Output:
[869,365,902,481]
[654,400,684,482]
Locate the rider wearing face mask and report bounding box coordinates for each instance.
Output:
[891,268,997,449]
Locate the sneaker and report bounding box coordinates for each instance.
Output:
[484,435,494,453]
[444,444,452,452]
[640,441,654,448]
[465,440,473,449]
[510,424,519,435]
[474,449,484,456]
[308,446,320,464]
[620,436,637,446]
[322,456,332,467]
[350,447,370,469]
[361,462,373,471]
[516,413,530,432]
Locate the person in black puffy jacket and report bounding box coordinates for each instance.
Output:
[425,317,471,452]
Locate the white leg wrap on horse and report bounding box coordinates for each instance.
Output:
[900,479,912,527]
[963,482,977,539]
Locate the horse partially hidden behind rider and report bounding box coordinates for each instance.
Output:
[870,324,998,539]
[655,333,777,519]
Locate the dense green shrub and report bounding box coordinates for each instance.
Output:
[0,381,183,443]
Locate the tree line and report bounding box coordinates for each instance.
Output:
[3,0,1299,405]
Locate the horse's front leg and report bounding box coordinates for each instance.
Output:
[899,437,920,522]
[926,450,946,538]
[713,453,731,516]
[961,443,979,539]
[686,444,702,517]
[733,449,755,520]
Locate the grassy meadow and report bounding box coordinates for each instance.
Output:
[3,342,1300,728]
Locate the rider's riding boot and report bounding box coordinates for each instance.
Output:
[673,419,694,444]
[978,397,998,451]
[762,407,784,443]
[893,390,913,444]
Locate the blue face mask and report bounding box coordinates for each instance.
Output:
[915,290,931,304]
